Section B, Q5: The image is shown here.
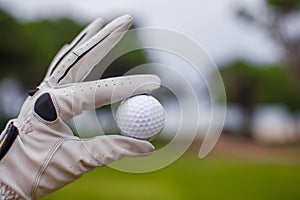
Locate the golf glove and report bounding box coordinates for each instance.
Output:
[0,15,160,200]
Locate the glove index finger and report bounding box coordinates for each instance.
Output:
[56,75,161,121]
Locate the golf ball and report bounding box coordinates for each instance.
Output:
[115,94,165,140]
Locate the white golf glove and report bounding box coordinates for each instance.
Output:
[0,15,160,200]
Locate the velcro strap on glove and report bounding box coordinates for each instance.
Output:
[0,182,22,200]
[0,123,18,161]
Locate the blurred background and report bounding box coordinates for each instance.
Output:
[0,0,300,199]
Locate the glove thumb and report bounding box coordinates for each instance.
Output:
[34,135,154,199]
[81,135,155,166]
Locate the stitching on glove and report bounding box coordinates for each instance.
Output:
[31,138,69,199]
[79,138,103,165]
[49,33,87,76]
[57,33,111,83]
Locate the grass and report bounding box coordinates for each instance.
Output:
[41,149,300,200]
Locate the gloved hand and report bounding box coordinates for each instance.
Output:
[0,15,160,200]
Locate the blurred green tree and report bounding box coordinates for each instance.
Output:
[220,61,300,136]
[237,0,300,89]
[221,61,300,110]
[0,8,148,88]
[0,8,83,89]
[231,0,300,138]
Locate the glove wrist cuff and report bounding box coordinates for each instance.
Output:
[0,122,19,161]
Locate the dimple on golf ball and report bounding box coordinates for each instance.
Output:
[115,94,165,140]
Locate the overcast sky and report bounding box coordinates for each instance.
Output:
[0,0,282,66]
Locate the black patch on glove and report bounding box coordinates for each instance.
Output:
[34,93,57,121]
[0,122,18,161]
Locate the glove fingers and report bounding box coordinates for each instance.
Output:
[55,75,160,121]
[45,18,104,80]
[47,15,132,87]
[81,135,155,166]
[69,18,104,48]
